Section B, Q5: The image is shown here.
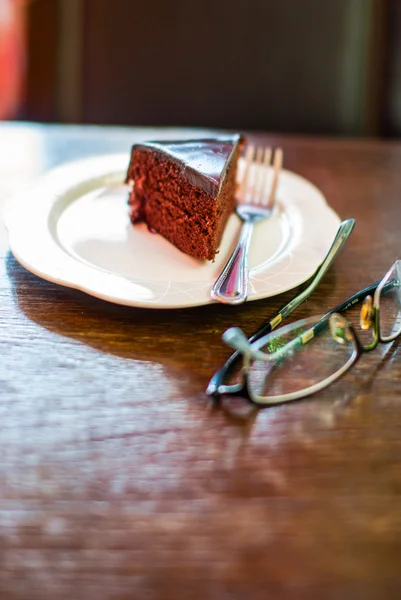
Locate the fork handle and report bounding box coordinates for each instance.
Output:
[211,220,254,305]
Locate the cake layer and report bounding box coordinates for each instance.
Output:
[126,134,245,261]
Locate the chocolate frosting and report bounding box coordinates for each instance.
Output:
[128,134,244,197]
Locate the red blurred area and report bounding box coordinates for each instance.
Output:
[0,0,26,119]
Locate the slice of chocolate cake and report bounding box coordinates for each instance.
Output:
[125,134,245,261]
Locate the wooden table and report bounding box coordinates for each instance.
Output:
[1,123,400,599]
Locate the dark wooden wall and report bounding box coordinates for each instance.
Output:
[24,0,399,136]
[24,0,58,122]
[383,0,401,135]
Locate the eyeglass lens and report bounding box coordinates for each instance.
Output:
[379,263,401,342]
[248,315,357,399]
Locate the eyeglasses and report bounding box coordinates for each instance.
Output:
[207,218,356,399]
[214,261,401,406]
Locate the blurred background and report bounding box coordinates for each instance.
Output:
[1,0,401,136]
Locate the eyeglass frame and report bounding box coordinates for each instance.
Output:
[215,261,400,405]
[206,219,356,400]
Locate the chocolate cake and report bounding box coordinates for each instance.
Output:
[125,134,245,261]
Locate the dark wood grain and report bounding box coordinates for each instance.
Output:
[1,124,401,599]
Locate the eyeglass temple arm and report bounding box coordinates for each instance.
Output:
[247,277,395,361]
[224,278,392,364]
[326,279,389,317]
[220,278,387,379]
[206,218,355,398]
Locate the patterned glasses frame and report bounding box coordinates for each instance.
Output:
[213,261,401,406]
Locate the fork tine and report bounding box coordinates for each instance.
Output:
[239,144,254,203]
[267,148,283,207]
[257,146,272,204]
[252,146,264,204]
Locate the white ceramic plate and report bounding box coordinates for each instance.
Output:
[4,153,340,309]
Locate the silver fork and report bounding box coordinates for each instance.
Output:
[211,145,283,305]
